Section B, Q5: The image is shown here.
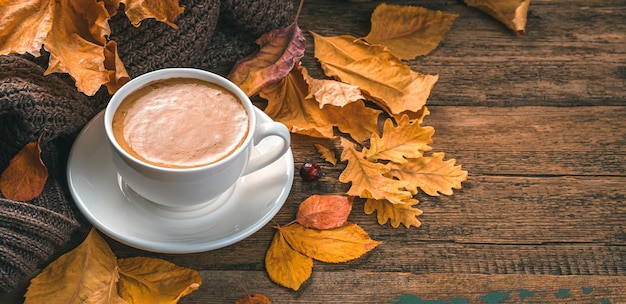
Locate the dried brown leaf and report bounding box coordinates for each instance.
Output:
[314,143,337,166]
[0,135,48,201]
[236,294,273,304]
[464,0,531,35]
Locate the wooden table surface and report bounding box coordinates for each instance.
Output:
[3,0,625,303]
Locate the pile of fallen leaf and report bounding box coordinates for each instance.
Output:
[0,0,532,302]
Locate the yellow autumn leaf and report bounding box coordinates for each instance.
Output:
[24,228,118,304]
[464,0,531,35]
[314,143,337,166]
[279,222,381,263]
[363,114,434,164]
[0,0,182,95]
[388,152,468,196]
[0,135,48,201]
[338,138,412,204]
[260,63,381,143]
[364,198,423,229]
[117,257,202,304]
[84,271,128,304]
[364,3,458,60]
[265,230,313,291]
[312,32,439,115]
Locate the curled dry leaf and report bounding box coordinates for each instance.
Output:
[364,3,458,60]
[278,222,381,263]
[306,77,364,108]
[117,257,202,304]
[464,0,531,35]
[227,22,306,97]
[338,138,412,204]
[387,152,468,196]
[312,32,439,116]
[296,194,353,230]
[314,143,337,166]
[260,62,380,143]
[265,230,313,291]
[0,0,182,95]
[0,135,48,201]
[363,114,434,164]
[24,229,118,304]
[236,293,273,304]
[364,198,423,229]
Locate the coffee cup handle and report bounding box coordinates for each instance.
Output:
[242,122,291,175]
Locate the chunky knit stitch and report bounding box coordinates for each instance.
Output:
[0,0,294,291]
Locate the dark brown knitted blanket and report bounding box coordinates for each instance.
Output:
[0,0,294,292]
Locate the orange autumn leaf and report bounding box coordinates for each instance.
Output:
[236,294,273,304]
[279,222,381,263]
[84,271,127,304]
[314,143,337,166]
[363,114,434,164]
[0,135,48,201]
[265,230,313,291]
[338,138,412,204]
[0,0,182,95]
[260,63,380,143]
[364,3,458,60]
[117,257,201,304]
[364,198,423,229]
[312,32,439,115]
[24,229,119,304]
[388,152,468,196]
[464,0,531,35]
[227,17,306,96]
[296,195,353,230]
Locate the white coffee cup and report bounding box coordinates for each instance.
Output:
[104,68,290,208]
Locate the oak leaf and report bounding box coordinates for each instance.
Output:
[464,0,531,35]
[314,143,337,166]
[296,195,353,230]
[265,230,313,291]
[260,63,380,143]
[338,138,412,204]
[364,3,458,60]
[117,257,202,304]
[312,32,439,115]
[0,0,182,95]
[0,135,48,201]
[364,198,423,228]
[388,152,468,196]
[363,114,434,164]
[24,229,119,304]
[279,222,381,263]
[236,294,273,304]
[227,20,306,96]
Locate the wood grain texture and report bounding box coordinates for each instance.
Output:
[1,0,625,303]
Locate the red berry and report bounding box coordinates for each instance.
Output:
[300,162,322,181]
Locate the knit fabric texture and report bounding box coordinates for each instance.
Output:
[0,0,294,292]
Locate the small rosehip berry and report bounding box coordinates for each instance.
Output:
[300,162,322,181]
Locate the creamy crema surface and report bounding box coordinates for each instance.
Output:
[112,78,249,168]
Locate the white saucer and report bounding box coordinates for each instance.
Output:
[67,108,294,254]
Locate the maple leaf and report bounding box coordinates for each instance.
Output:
[278,222,381,263]
[236,294,273,304]
[0,0,183,95]
[364,3,458,60]
[296,195,353,230]
[0,134,48,201]
[312,32,439,115]
[314,143,337,166]
[24,229,119,304]
[363,114,434,164]
[364,198,423,229]
[464,0,531,35]
[227,1,306,97]
[338,138,412,204]
[388,152,468,196]
[117,257,202,304]
[265,230,313,291]
[260,63,380,143]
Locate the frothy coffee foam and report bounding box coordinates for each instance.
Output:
[112,78,249,168]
